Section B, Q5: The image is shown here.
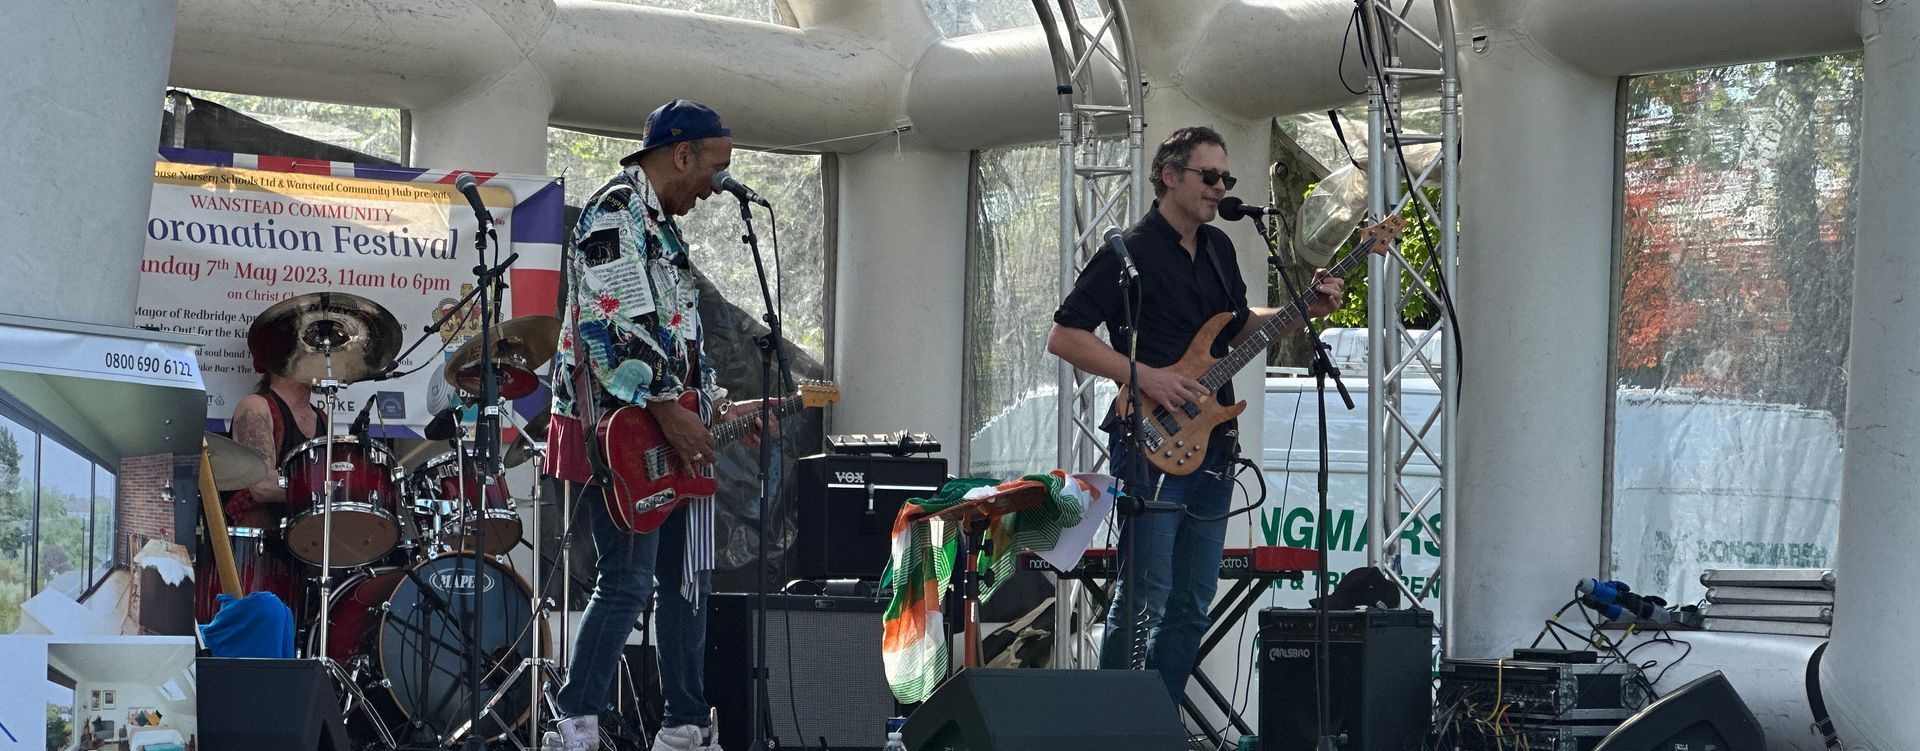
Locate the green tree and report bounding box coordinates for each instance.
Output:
[0,428,25,559]
[47,702,72,751]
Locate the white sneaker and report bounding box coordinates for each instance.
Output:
[650,723,717,751]
[551,715,599,751]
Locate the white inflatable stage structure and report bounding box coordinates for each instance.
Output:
[4,0,1915,746]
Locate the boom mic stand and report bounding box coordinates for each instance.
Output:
[1250,215,1353,751]
[735,192,793,750]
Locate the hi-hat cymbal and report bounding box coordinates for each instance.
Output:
[203,433,266,491]
[443,315,561,400]
[523,408,551,441]
[504,433,543,469]
[248,291,402,383]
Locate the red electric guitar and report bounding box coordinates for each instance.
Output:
[596,381,840,533]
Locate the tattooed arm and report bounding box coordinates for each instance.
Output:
[231,394,286,504]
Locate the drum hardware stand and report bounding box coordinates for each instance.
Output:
[304,327,404,751]
[321,652,402,750]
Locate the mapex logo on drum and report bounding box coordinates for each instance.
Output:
[331,462,355,472]
[430,570,498,594]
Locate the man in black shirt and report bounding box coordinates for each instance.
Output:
[1047,126,1344,702]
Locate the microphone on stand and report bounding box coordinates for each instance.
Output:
[712,170,770,207]
[1101,226,1140,280]
[1217,196,1282,221]
[454,173,493,226]
[348,398,376,439]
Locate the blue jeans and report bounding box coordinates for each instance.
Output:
[555,484,712,728]
[1098,433,1234,704]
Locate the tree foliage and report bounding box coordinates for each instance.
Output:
[1617,54,1860,415]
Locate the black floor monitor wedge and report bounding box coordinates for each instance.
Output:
[902,669,1186,751]
[198,658,350,751]
[1593,671,1766,751]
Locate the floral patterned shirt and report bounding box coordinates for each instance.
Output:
[553,165,723,422]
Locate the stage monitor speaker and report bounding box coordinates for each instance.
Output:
[706,593,898,751]
[197,657,349,751]
[1258,607,1434,751]
[1592,671,1764,751]
[796,454,945,580]
[901,668,1185,751]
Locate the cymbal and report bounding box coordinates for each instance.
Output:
[443,315,561,400]
[202,433,266,491]
[248,291,402,383]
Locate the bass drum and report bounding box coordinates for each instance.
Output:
[315,555,543,742]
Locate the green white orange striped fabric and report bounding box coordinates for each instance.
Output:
[879,470,1107,703]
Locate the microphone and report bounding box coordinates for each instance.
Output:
[711,170,770,207]
[1577,578,1674,625]
[348,399,376,438]
[1101,226,1140,280]
[1217,196,1281,221]
[454,173,492,225]
[423,406,461,442]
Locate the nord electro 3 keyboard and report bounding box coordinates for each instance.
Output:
[1019,545,1317,581]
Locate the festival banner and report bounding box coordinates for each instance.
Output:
[138,150,565,436]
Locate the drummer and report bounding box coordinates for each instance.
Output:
[224,355,325,528]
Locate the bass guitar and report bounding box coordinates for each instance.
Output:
[598,381,840,532]
[1115,216,1406,475]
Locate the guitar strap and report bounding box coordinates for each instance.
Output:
[1200,232,1244,452]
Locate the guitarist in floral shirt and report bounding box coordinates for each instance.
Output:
[543,99,773,751]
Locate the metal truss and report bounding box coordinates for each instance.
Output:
[1033,0,1146,670]
[1358,0,1462,654]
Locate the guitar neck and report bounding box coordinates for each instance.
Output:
[1197,235,1380,392]
[710,398,803,443]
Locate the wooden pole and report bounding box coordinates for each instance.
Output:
[198,439,242,599]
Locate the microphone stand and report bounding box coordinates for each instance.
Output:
[1250,215,1353,751]
[462,211,513,751]
[735,193,793,750]
[1112,249,1153,674]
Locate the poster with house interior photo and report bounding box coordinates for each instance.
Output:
[51,638,198,751]
[0,316,205,636]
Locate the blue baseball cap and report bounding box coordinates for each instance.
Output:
[622,99,732,164]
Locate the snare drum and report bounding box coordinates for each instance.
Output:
[411,449,522,555]
[281,435,402,567]
[194,526,301,624]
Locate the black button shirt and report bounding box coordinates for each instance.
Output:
[1053,204,1251,445]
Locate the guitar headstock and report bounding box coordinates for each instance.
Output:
[792,380,841,409]
[1358,215,1408,256]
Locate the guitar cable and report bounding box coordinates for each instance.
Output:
[1180,454,1271,523]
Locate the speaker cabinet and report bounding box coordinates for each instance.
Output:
[706,593,898,750]
[1258,608,1434,751]
[795,455,945,580]
[902,669,1186,751]
[1593,671,1764,751]
[198,658,349,751]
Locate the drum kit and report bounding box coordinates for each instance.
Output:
[195,290,568,750]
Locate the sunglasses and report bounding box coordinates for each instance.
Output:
[1182,167,1237,190]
